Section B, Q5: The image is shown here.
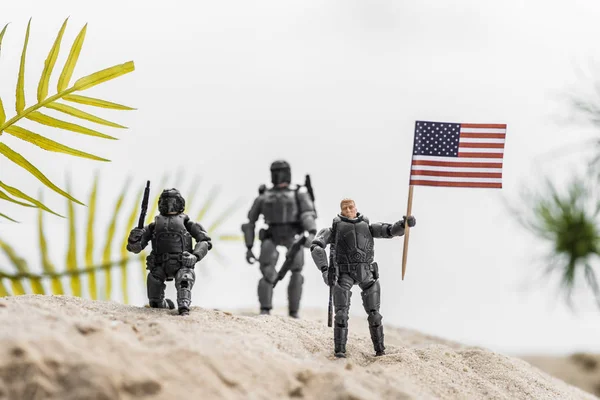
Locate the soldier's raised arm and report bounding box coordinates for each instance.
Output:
[241,194,264,264]
[185,219,213,263]
[126,222,155,254]
[369,216,416,239]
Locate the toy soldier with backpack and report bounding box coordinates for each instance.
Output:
[126,186,212,316]
[241,160,317,318]
[310,198,416,357]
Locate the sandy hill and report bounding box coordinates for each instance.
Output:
[0,295,596,400]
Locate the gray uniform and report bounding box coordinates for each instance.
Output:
[127,189,212,315]
[311,213,411,356]
[242,184,317,316]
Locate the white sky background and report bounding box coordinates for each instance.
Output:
[2,0,600,355]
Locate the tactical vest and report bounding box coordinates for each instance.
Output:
[331,214,375,265]
[151,214,194,255]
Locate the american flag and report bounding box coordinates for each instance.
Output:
[410,121,507,188]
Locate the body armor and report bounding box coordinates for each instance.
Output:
[151,214,194,255]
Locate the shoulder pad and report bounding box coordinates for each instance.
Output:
[258,184,267,194]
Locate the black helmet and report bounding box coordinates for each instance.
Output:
[158,188,185,215]
[270,160,291,186]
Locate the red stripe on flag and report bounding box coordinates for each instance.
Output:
[409,180,502,188]
[460,123,507,129]
[458,152,503,158]
[458,142,505,149]
[410,170,502,178]
[411,160,503,168]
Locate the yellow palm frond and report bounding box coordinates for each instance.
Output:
[37,192,63,294]
[121,183,143,304]
[65,176,80,296]
[0,238,44,294]
[0,18,135,218]
[196,185,221,221]
[85,173,99,299]
[102,178,129,299]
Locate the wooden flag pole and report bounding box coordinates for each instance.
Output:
[401,184,414,280]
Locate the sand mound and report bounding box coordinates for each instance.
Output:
[0,295,595,400]
[522,353,600,398]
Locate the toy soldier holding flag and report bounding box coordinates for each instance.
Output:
[310,199,416,358]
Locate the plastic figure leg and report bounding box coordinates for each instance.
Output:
[175,267,196,315]
[147,267,174,309]
[258,239,279,314]
[333,273,354,357]
[360,279,384,356]
[287,246,304,318]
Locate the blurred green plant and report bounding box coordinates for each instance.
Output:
[513,175,600,309]
[0,18,135,222]
[0,172,244,302]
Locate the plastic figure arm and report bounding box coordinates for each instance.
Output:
[370,216,416,238]
[310,227,332,270]
[241,195,263,263]
[186,220,213,262]
[297,188,317,246]
[126,223,155,254]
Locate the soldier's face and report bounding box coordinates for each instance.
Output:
[341,201,357,219]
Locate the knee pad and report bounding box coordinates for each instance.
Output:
[367,311,383,327]
[175,268,195,290]
[334,309,349,327]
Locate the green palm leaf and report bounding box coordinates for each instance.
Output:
[0,143,82,205]
[0,238,44,294]
[121,184,142,304]
[102,179,129,299]
[57,23,86,92]
[62,94,135,110]
[37,192,63,294]
[0,213,18,223]
[0,18,135,215]
[0,180,62,216]
[0,23,8,57]
[85,173,99,299]
[207,198,244,234]
[16,18,30,114]
[196,186,221,221]
[25,111,117,140]
[38,18,68,102]
[5,125,109,162]
[65,177,80,296]
[0,189,36,208]
[0,279,8,296]
[45,103,126,129]
[185,175,202,211]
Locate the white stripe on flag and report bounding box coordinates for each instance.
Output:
[412,155,502,163]
[458,147,504,153]
[410,166,502,173]
[459,138,505,144]
[460,128,506,134]
[408,175,502,183]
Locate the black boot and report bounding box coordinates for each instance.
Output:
[149,298,175,309]
[334,327,348,358]
[178,306,189,316]
[260,308,270,315]
[369,325,385,356]
[289,310,299,319]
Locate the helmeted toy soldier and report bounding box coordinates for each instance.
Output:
[242,160,317,318]
[310,198,416,357]
[126,188,212,315]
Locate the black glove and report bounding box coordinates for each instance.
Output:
[403,215,416,227]
[303,231,315,248]
[182,252,198,268]
[321,267,329,286]
[128,227,144,243]
[246,247,257,264]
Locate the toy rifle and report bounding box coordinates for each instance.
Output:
[305,174,317,217]
[327,243,337,328]
[273,235,306,287]
[137,180,151,229]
